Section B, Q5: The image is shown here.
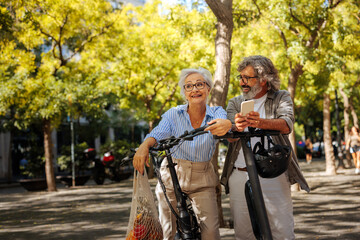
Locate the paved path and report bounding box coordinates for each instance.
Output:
[0,158,359,239]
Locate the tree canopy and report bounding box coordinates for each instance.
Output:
[1,0,359,185]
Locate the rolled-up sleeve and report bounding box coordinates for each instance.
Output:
[276,91,294,133]
[145,115,172,143]
[226,97,240,124]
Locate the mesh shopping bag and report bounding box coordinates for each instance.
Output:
[126,170,163,240]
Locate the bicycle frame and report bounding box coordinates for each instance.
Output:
[122,126,211,240]
[150,148,201,240]
[148,126,213,240]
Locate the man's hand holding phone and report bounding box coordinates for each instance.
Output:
[234,112,249,132]
[235,112,261,131]
[235,100,261,131]
[246,111,261,128]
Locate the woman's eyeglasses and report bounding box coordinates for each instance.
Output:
[183,81,209,92]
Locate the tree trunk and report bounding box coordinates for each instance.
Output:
[339,88,352,166]
[210,20,232,108]
[323,93,336,175]
[349,98,359,128]
[287,64,303,191]
[287,64,303,156]
[206,0,233,228]
[43,119,57,191]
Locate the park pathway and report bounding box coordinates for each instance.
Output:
[0,158,359,239]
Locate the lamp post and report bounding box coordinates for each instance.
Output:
[70,116,76,187]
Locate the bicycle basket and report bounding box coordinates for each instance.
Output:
[253,135,291,178]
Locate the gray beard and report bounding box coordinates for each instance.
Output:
[243,82,262,99]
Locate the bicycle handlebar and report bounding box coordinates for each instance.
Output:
[119,124,214,164]
[152,123,214,151]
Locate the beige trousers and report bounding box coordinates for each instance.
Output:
[229,170,295,240]
[155,158,220,240]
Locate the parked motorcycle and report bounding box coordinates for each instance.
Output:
[84,148,132,185]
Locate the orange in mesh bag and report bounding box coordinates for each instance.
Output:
[126,170,163,240]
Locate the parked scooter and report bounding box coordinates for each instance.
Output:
[84,148,132,185]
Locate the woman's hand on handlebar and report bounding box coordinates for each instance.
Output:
[133,138,156,175]
[205,119,232,136]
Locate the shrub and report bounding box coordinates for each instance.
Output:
[100,139,138,160]
[57,142,90,174]
[20,144,45,178]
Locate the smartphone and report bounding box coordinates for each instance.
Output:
[241,100,254,115]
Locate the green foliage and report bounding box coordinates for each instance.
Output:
[1,0,359,151]
[57,142,90,173]
[88,1,217,125]
[21,144,45,178]
[230,0,360,136]
[100,139,138,161]
[21,157,45,178]
[0,0,121,129]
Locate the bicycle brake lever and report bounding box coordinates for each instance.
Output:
[159,135,176,144]
[190,122,216,135]
[178,130,189,139]
[183,128,211,141]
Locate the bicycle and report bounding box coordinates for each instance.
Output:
[121,124,213,240]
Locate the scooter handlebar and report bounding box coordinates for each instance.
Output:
[214,129,281,139]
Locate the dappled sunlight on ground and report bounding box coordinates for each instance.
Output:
[0,158,359,239]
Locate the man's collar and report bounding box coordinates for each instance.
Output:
[266,89,275,99]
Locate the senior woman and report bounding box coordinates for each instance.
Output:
[133,67,231,240]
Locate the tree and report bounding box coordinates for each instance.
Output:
[250,0,345,161]
[205,0,234,227]
[323,93,336,174]
[116,2,216,130]
[331,1,360,159]
[88,1,218,176]
[1,0,120,191]
[0,4,38,182]
[318,0,360,168]
[231,0,357,175]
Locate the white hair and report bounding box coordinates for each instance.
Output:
[178,67,213,98]
[238,55,280,91]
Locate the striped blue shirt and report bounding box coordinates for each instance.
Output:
[145,104,227,162]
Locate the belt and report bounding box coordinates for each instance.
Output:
[233,167,247,172]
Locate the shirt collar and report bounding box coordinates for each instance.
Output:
[179,104,214,119]
[266,89,276,99]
